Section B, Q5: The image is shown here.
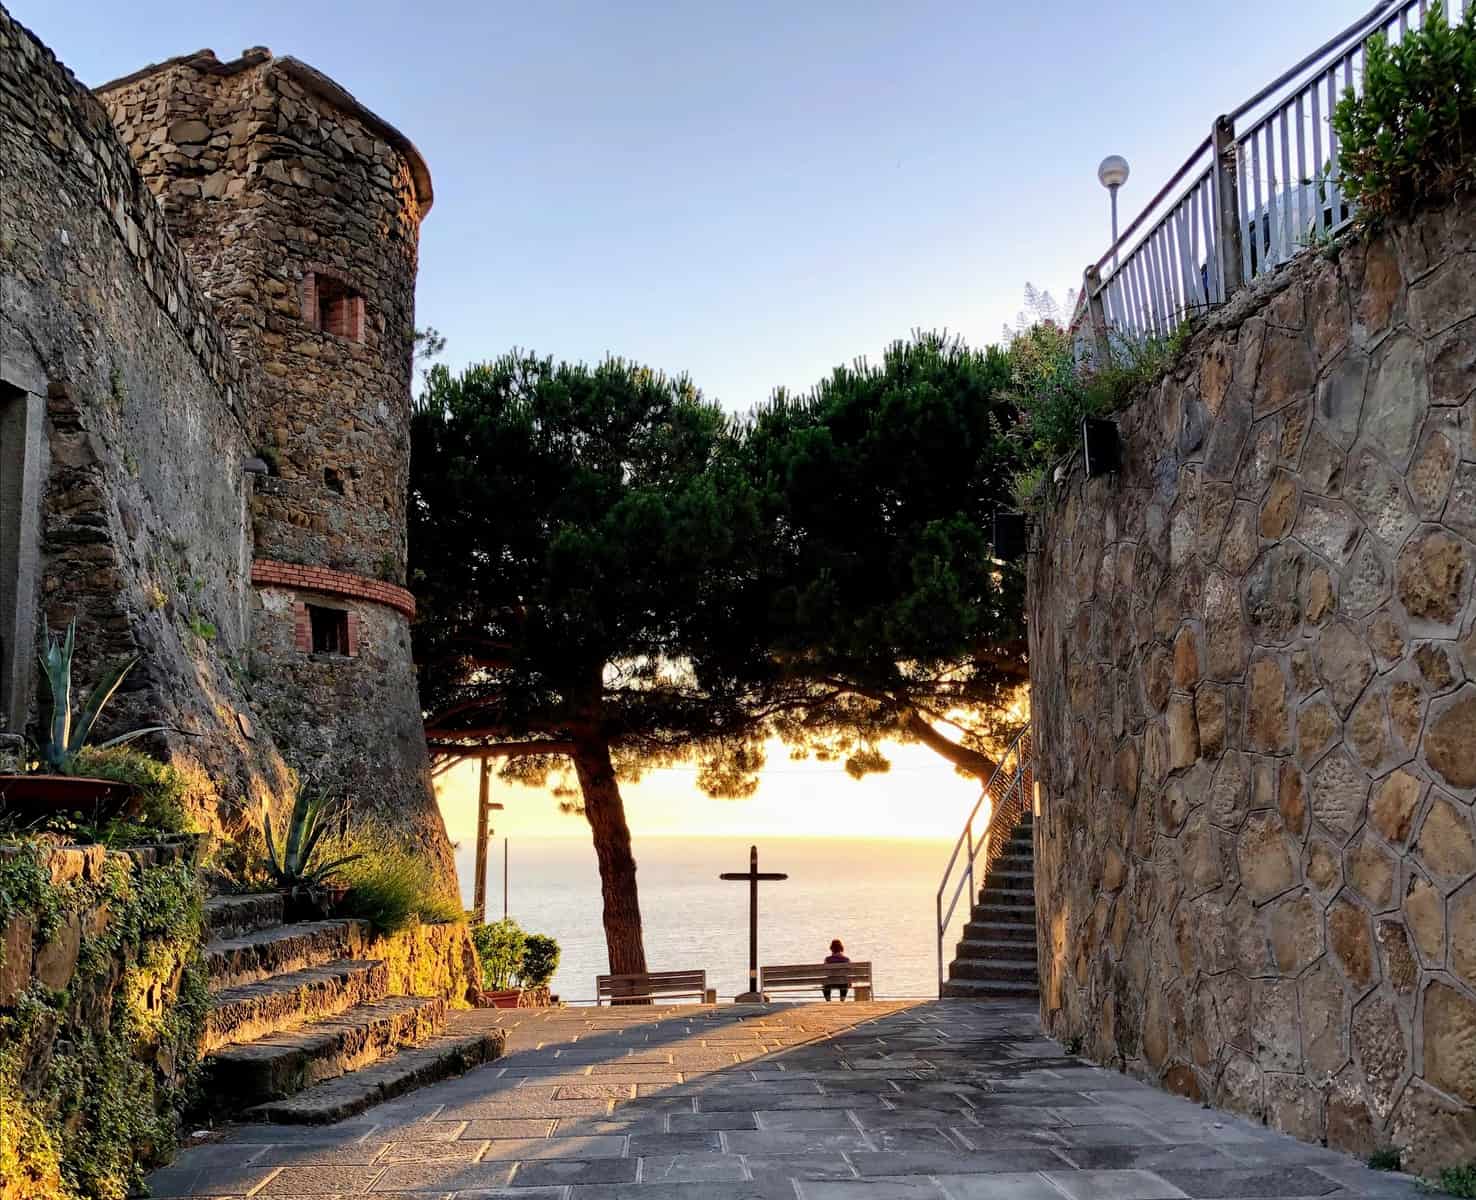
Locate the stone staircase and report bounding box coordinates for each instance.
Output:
[199,894,502,1123]
[942,810,1039,1001]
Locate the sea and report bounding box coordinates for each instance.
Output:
[453,835,967,1003]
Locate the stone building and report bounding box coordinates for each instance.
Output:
[1029,200,1476,1172]
[1,6,452,878]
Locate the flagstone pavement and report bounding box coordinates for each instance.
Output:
[145,999,1429,1200]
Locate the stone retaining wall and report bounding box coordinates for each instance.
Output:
[1028,200,1476,1172]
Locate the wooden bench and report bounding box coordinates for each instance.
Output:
[760,962,873,1001]
[596,970,717,1005]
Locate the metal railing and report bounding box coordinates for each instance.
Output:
[935,726,1033,996]
[1084,0,1450,343]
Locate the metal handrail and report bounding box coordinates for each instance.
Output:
[1083,0,1443,341]
[935,726,1033,996]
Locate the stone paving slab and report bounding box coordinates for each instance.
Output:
[145,999,1432,1198]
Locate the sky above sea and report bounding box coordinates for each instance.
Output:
[25,0,1359,408]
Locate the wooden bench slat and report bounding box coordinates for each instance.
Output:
[595,969,714,1005]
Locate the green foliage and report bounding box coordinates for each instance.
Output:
[187,615,217,642]
[261,782,360,892]
[1334,1,1476,219]
[520,932,561,989]
[472,918,526,990]
[331,824,461,934]
[1368,1147,1402,1171]
[72,746,201,842]
[0,847,207,1200]
[1006,320,1188,465]
[469,919,560,990]
[34,619,167,773]
[1440,1164,1476,1198]
[729,331,1027,780]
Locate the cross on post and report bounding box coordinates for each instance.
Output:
[720,844,788,1002]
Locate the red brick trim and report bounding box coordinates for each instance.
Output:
[292,601,311,652]
[253,559,416,620]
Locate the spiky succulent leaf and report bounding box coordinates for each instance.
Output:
[69,654,139,756]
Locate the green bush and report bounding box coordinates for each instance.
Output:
[472,918,525,990]
[520,932,561,989]
[1366,1147,1401,1171]
[1441,1163,1476,1199]
[469,919,560,991]
[1334,1,1476,219]
[73,746,202,842]
[333,825,461,935]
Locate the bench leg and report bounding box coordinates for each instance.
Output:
[854,984,872,1001]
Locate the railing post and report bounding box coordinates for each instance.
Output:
[965,825,975,903]
[1212,114,1244,299]
[937,892,945,997]
[1082,265,1110,367]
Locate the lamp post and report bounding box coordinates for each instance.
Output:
[1098,155,1130,271]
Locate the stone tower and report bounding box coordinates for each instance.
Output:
[98,50,454,881]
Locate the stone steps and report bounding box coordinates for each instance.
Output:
[203,958,389,1053]
[946,807,1039,999]
[205,919,366,992]
[204,893,285,940]
[206,994,446,1105]
[243,1016,503,1124]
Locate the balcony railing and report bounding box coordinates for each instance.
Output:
[1083,0,1452,342]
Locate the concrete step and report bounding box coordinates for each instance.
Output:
[204,893,285,940]
[989,853,1034,871]
[948,956,1040,983]
[955,937,1037,962]
[941,977,1040,1000]
[244,1015,506,1124]
[963,917,1036,941]
[206,995,445,1105]
[976,886,1036,904]
[968,902,1036,926]
[205,919,367,993]
[204,959,390,1053]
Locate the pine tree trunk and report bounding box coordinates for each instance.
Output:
[571,733,649,977]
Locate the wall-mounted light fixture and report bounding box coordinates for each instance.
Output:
[1082,416,1121,478]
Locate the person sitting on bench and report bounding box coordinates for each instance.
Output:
[823,939,850,1001]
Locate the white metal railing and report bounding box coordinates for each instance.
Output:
[935,727,1032,996]
[1085,0,1451,342]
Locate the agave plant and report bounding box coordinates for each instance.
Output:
[262,784,361,892]
[35,619,167,774]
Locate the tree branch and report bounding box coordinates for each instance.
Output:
[901,711,998,780]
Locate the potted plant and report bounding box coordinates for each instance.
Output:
[471,919,561,1007]
[0,620,166,824]
[262,784,361,921]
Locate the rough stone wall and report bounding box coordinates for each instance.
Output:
[96,47,453,881]
[1029,201,1476,1173]
[0,6,292,829]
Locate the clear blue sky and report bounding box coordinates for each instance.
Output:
[22,0,1357,410]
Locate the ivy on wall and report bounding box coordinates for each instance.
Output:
[0,847,207,1200]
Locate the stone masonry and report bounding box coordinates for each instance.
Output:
[0,5,293,830]
[95,43,453,876]
[1028,200,1476,1174]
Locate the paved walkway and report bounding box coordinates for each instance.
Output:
[147,1000,1427,1199]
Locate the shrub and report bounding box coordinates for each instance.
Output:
[1442,1163,1476,1199]
[1333,1,1476,219]
[472,918,524,990]
[73,747,203,842]
[1366,1147,1401,1171]
[469,919,560,991]
[333,825,461,935]
[520,932,561,989]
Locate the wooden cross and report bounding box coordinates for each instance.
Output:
[720,845,788,1001]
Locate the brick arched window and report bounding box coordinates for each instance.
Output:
[301,269,365,343]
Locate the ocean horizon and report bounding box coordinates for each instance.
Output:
[453,834,968,1002]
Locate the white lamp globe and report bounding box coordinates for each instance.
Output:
[1098,155,1130,190]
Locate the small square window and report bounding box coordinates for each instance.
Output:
[304,272,365,342]
[309,605,350,655]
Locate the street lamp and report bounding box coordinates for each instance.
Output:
[1098,154,1130,270]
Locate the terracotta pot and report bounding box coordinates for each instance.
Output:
[484,988,523,1009]
[0,773,140,821]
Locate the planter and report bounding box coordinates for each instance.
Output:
[280,884,348,923]
[482,987,523,1009]
[0,773,140,824]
